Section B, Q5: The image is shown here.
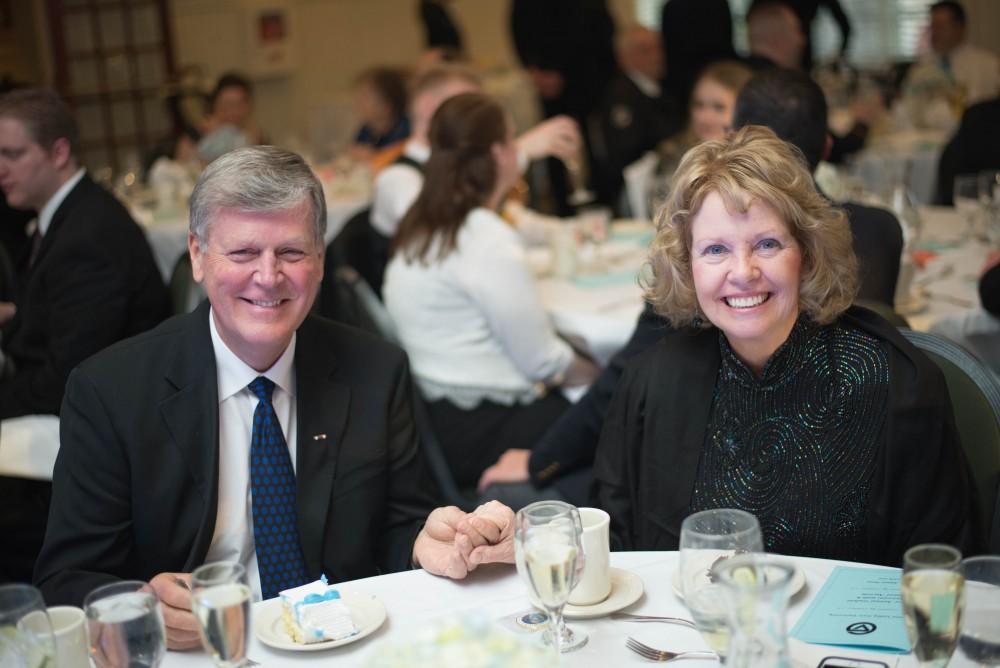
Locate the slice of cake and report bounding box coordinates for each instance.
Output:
[279,576,360,644]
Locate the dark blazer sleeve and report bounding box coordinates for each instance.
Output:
[34,367,137,605]
[981,262,1000,316]
[529,305,670,486]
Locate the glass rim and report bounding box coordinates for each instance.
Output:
[681,508,760,540]
[711,554,796,593]
[518,500,578,518]
[0,583,46,618]
[83,580,157,611]
[191,560,247,588]
[903,543,962,570]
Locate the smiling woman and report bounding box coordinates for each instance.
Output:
[592,125,983,567]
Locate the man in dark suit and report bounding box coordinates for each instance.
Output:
[733,68,903,306]
[936,96,1000,205]
[590,26,685,213]
[34,146,510,650]
[0,88,170,583]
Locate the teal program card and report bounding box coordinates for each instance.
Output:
[790,566,910,654]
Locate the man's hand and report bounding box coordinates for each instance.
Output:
[0,301,15,325]
[477,449,531,493]
[465,501,516,567]
[413,506,483,579]
[516,115,581,163]
[149,572,201,650]
[527,67,565,100]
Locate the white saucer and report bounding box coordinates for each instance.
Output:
[253,591,386,652]
[564,567,644,619]
[671,562,806,600]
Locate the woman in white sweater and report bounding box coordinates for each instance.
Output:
[384,92,599,488]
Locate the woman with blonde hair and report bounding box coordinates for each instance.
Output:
[594,125,981,565]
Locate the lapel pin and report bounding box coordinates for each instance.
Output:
[312,433,327,441]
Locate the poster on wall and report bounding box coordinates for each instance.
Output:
[245,0,295,78]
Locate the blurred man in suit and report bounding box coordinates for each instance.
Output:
[590,25,685,213]
[35,146,511,650]
[733,68,903,306]
[0,88,170,582]
[919,1,1000,106]
[936,96,1000,205]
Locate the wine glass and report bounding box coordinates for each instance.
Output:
[515,500,587,654]
[0,584,55,668]
[959,556,1000,667]
[954,174,981,239]
[678,508,764,658]
[901,544,964,667]
[563,155,595,208]
[191,562,251,668]
[84,581,166,668]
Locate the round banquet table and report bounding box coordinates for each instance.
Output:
[160,551,979,668]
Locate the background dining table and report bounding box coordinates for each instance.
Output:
[160,550,981,668]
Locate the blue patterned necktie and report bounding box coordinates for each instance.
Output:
[248,376,309,599]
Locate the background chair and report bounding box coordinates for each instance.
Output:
[332,266,475,511]
[325,208,391,298]
[855,299,910,329]
[902,329,1000,554]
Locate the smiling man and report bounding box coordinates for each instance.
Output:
[34,146,510,650]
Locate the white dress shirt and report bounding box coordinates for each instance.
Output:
[370,141,429,237]
[203,309,298,601]
[920,42,1000,106]
[38,168,85,236]
[383,207,573,408]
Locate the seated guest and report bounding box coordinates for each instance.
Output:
[34,146,511,647]
[203,72,266,145]
[593,126,981,565]
[732,68,904,306]
[384,93,599,489]
[935,95,1000,205]
[371,63,581,241]
[589,25,685,213]
[0,88,170,581]
[350,66,411,161]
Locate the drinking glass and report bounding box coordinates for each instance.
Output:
[954,174,981,238]
[84,581,166,668]
[959,556,1000,667]
[678,508,764,658]
[563,155,595,207]
[714,554,795,668]
[191,562,251,668]
[0,584,55,668]
[901,544,964,667]
[515,500,587,654]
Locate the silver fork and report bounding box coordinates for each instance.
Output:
[625,637,719,662]
[610,612,696,628]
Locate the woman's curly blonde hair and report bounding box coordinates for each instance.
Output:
[644,125,859,328]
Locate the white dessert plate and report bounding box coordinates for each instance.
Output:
[671,562,806,600]
[564,567,644,619]
[253,590,386,652]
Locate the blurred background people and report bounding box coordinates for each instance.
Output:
[918,0,1000,106]
[589,25,685,214]
[350,66,411,162]
[659,0,736,109]
[203,72,265,145]
[384,92,599,490]
[745,0,807,71]
[935,95,1000,204]
[783,0,852,71]
[418,0,463,55]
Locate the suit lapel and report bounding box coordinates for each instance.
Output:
[31,175,92,270]
[158,302,221,569]
[293,317,350,577]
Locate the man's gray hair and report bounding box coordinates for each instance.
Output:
[189,145,327,249]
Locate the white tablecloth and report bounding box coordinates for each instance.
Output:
[161,551,975,668]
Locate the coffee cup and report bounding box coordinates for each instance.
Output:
[568,507,611,606]
[48,605,89,668]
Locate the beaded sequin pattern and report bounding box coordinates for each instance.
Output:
[690,318,889,561]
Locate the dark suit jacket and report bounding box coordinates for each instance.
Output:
[593,306,982,566]
[936,97,1000,205]
[589,74,685,212]
[34,303,437,605]
[982,262,1000,316]
[842,201,903,306]
[1,175,170,419]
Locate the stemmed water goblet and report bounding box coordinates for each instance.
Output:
[954,174,981,239]
[901,544,964,668]
[515,500,587,655]
[958,555,1000,667]
[84,580,166,668]
[191,562,251,668]
[0,584,55,668]
[678,508,764,659]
